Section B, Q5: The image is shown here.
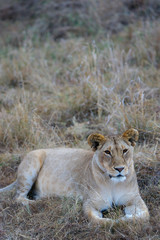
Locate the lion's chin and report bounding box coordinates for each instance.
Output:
[109,175,126,183]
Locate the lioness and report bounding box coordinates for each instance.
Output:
[0,128,149,224]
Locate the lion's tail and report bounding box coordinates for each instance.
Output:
[0,180,17,193]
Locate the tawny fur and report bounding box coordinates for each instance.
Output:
[0,128,149,224]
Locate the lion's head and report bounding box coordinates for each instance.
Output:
[88,128,139,183]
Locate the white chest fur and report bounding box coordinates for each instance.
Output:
[98,180,135,211]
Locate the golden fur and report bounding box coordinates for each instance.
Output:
[0,128,149,224]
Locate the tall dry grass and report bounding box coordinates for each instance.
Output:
[1,22,159,147]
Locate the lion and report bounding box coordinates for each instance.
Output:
[0,128,149,224]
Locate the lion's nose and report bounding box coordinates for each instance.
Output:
[114,167,124,172]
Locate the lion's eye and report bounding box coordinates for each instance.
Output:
[104,150,111,155]
[123,149,128,154]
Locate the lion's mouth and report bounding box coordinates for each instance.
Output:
[109,174,123,178]
[109,174,126,182]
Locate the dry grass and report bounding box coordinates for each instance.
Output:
[0,3,160,239]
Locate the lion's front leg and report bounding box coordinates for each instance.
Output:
[119,196,149,222]
[83,202,113,225]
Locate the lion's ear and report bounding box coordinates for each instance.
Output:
[122,128,139,147]
[87,133,106,151]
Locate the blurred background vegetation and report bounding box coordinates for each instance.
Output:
[0,0,160,41]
